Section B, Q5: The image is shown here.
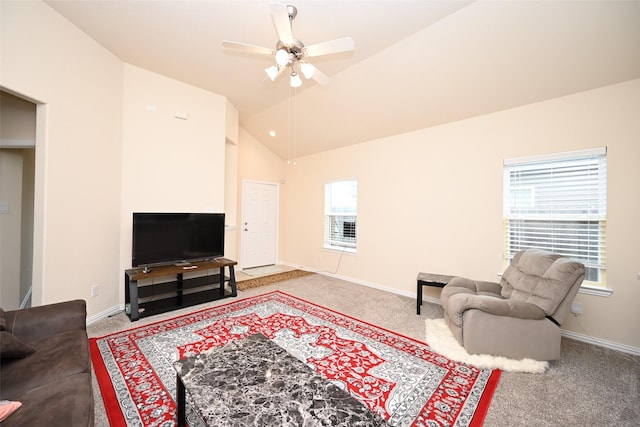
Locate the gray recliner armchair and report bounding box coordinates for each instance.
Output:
[440,249,585,361]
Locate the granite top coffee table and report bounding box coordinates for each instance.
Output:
[173,333,388,426]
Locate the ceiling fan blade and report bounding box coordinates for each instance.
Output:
[298,61,330,85]
[303,37,355,58]
[270,3,293,46]
[222,40,274,56]
[311,69,330,86]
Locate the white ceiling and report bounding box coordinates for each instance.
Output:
[46,0,640,159]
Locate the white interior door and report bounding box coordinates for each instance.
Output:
[241,181,278,269]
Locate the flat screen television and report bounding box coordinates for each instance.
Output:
[132,213,225,267]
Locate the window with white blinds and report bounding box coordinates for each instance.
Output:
[503,147,607,285]
[324,180,357,252]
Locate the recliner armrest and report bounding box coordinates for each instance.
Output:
[4,299,87,343]
[448,293,547,321]
[447,277,502,294]
[441,277,503,309]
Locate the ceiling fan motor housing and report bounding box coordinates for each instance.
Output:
[276,39,305,62]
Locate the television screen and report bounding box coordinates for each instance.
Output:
[132,213,225,267]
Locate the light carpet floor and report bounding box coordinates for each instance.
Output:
[88,274,640,427]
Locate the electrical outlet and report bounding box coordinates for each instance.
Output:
[571,301,583,315]
[91,285,99,298]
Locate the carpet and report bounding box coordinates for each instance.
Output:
[236,269,315,291]
[425,318,549,373]
[91,291,500,427]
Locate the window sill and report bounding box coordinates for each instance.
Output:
[323,245,357,255]
[578,284,613,297]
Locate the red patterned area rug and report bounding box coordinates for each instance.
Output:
[91,291,500,426]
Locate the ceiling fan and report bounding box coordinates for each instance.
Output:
[222,3,355,88]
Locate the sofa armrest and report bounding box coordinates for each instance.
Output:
[4,300,87,343]
[448,293,547,321]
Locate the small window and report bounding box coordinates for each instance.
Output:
[324,180,357,252]
[503,148,607,286]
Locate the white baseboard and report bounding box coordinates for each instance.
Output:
[285,263,418,299]
[87,304,124,325]
[325,272,418,299]
[287,264,640,357]
[92,265,640,357]
[561,330,640,356]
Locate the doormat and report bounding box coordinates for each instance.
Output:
[237,269,315,291]
[242,265,285,276]
[91,291,500,427]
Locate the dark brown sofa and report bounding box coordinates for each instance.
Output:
[0,299,94,426]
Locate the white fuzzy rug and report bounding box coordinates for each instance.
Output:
[425,318,548,373]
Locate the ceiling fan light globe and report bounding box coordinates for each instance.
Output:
[290,72,302,88]
[265,65,280,81]
[275,48,290,66]
[300,62,315,79]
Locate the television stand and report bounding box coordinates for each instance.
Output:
[124,258,237,321]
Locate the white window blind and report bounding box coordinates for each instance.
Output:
[324,180,357,251]
[504,147,607,284]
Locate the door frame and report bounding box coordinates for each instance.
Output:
[240,179,280,270]
[0,88,43,309]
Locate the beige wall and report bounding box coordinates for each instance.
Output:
[224,101,240,259]
[0,147,36,310]
[0,150,23,308]
[281,80,640,349]
[1,92,36,145]
[236,128,286,263]
[224,140,239,260]
[1,2,234,319]
[119,64,228,301]
[2,1,638,351]
[1,0,124,314]
[1,91,37,309]
[20,149,35,305]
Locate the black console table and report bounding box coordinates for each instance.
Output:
[125,258,237,321]
[417,272,453,315]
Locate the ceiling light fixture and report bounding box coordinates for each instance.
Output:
[265,65,280,81]
[223,4,355,89]
[300,62,315,79]
[290,71,302,88]
[275,48,290,66]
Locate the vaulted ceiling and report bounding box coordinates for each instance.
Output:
[46,0,640,159]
